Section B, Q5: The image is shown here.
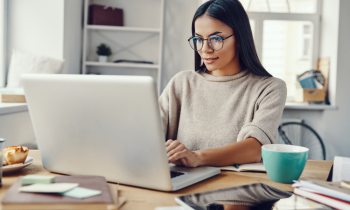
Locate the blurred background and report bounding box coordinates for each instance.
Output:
[0,0,349,161]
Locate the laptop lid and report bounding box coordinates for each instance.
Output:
[22,74,173,191]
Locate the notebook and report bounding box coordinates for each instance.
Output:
[2,175,117,210]
[220,162,266,172]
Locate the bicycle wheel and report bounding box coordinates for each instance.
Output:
[277,122,326,160]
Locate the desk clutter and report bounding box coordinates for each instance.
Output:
[1,175,126,210]
[290,156,350,209]
[293,180,350,209]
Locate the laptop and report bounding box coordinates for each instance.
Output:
[22,74,220,191]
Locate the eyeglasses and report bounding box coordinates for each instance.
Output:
[188,34,234,51]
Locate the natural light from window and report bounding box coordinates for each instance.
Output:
[262,20,313,99]
[244,0,320,102]
[240,0,317,13]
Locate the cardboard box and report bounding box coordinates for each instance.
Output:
[302,57,329,102]
[1,94,26,103]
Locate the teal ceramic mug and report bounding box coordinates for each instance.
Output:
[262,144,309,184]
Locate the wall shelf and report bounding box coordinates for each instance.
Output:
[284,102,338,110]
[0,103,27,115]
[85,61,159,69]
[86,25,161,33]
[82,0,165,94]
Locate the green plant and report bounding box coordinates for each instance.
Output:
[96,43,112,56]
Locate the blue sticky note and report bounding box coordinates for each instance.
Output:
[61,187,101,199]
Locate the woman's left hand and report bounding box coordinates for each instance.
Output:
[166,139,202,167]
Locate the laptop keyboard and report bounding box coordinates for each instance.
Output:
[170,171,185,178]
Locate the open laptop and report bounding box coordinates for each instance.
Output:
[22,74,220,191]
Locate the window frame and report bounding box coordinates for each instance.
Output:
[300,22,313,60]
[247,0,322,70]
[0,0,7,87]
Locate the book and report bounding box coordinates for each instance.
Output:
[2,175,118,210]
[333,156,350,182]
[0,88,26,103]
[1,94,26,103]
[220,162,265,172]
[299,76,317,89]
[294,187,350,209]
[293,180,350,202]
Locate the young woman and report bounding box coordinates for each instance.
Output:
[159,0,287,167]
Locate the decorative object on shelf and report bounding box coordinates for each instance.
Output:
[96,44,112,62]
[295,57,330,103]
[88,4,123,26]
[113,59,154,65]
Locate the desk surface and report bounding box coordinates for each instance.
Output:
[0,150,333,210]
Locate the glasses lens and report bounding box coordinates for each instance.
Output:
[209,35,223,50]
[189,37,202,51]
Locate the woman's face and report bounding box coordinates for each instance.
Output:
[194,15,240,76]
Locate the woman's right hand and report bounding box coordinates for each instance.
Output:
[165,139,202,167]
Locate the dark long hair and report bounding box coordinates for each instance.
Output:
[192,0,272,77]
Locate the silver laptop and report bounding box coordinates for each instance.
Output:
[22,74,220,191]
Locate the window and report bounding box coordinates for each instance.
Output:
[0,0,7,87]
[242,0,321,102]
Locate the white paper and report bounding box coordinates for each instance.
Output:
[333,156,350,182]
[19,183,79,193]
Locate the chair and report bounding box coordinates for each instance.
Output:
[277,122,326,160]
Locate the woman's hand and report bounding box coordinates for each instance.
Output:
[166,140,202,168]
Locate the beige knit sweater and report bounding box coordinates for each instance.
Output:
[159,70,287,151]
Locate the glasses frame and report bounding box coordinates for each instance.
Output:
[188,34,234,51]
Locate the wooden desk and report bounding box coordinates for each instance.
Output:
[0,151,333,210]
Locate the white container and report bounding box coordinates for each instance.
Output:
[98,56,108,62]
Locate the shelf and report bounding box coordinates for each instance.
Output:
[0,103,28,115]
[86,25,161,33]
[284,102,338,110]
[85,61,160,69]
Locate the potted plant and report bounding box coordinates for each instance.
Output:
[96,43,112,62]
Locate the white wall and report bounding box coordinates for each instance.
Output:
[0,1,6,87]
[0,111,37,148]
[160,0,201,91]
[63,0,83,74]
[6,0,83,78]
[319,0,339,106]
[7,0,65,64]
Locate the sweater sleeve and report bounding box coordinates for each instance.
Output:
[158,82,171,141]
[237,79,287,145]
[158,77,182,141]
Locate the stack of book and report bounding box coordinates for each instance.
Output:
[0,88,26,103]
[292,180,350,209]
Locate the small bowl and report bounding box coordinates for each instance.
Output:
[262,144,309,183]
